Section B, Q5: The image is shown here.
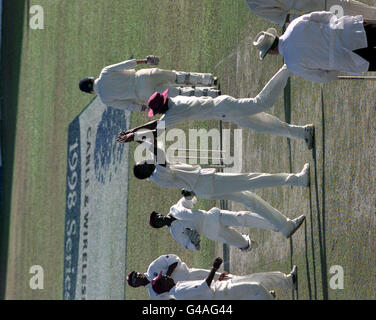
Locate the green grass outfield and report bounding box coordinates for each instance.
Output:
[1,0,375,300]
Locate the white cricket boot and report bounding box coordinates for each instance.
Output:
[285,215,306,238]
[239,235,258,252]
[296,163,310,187]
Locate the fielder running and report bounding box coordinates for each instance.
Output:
[151,257,297,300]
[79,56,220,111]
[149,194,306,252]
[246,0,376,26]
[118,65,315,149]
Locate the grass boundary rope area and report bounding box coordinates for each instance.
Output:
[0,0,26,299]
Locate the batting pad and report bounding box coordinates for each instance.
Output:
[63,97,130,300]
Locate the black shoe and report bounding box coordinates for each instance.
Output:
[291,265,298,291]
[304,124,315,150]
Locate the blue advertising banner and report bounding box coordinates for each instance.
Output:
[63,116,81,300]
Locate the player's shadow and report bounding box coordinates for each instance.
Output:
[284,78,293,173]
[317,89,329,299]
[306,178,319,300]
[307,89,329,300]
[286,85,329,300]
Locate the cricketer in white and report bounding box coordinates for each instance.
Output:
[151,257,297,300]
[128,254,296,300]
[277,13,369,82]
[119,65,315,149]
[254,12,372,82]
[79,56,220,111]
[149,195,305,251]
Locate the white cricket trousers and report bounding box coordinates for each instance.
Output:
[234,112,307,141]
[214,97,307,141]
[213,281,275,300]
[135,68,218,102]
[212,66,307,141]
[211,169,307,194]
[220,191,298,238]
[194,164,307,199]
[231,272,293,291]
[214,209,279,249]
[187,269,293,292]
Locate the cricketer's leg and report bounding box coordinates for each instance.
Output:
[219,209,279,231]
[234,112,308,141]
[211,163,309,192]
[216,226,250,250]
[214,96,313,145]
[213,282,275,300]
[231,272,293,291]
[220,191,297,238]
[213,66,290,118]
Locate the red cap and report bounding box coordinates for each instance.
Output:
[147,89,169,117]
